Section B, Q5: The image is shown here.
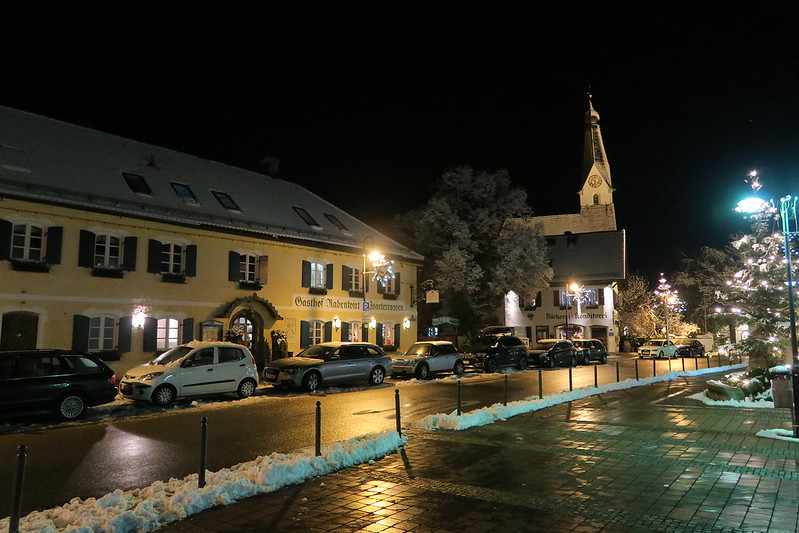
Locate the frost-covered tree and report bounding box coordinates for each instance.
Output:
[400,166,552,335]
[673,246,738,335]
[617,275,657,337]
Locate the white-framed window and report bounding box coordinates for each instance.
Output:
[11,223,44,261]
[88,315,116,351]
[310,262,326,288]
[310,320,324,345]
[94,234,121,268]
[383,275,396,294]
[232,316,254,348]
[350,267,362,292]
[161,242,184,274]
[240,253,257,282]
[349,321,360,342]
[383,323,394,346]
[156,318,181,350]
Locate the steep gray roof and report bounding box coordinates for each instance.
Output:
[0,106,422,262]
[547,230,626,284]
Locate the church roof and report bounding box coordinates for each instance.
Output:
[0,106,422,263]
[582,94,612,188]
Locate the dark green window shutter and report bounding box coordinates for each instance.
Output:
[118,316,133,352]
[324,321,333,342]
[78,230,95,268]
[229,251,241,282]
[142,317,157,352]
[300,320,310,348]
[325,263,334,289]
[185,245,197,277]
[341,321,350,341]
[342,265,351,290]
[598,289,605,305]
[553,290,560,307]
[301,260,311,288]
[258,256,269,285]
[72,315,90,351]
[148,240,162,273]
[394,324,401,347]
[394,273,401,295]
[376,323,384,346]
[361,324,369,343]
[122,236,138,271]
[182,318,195,343]
[45,226,63,264]
[0,219,11,260]
[377,279,385,294]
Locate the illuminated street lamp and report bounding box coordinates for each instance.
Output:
[736,171,799,437]
[361,238,394,341]
[564,282,583,339]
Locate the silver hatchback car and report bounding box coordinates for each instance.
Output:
[262,342,392,392]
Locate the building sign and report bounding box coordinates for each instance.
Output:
[544,312,608,320]
[426,290,440,304]
[293,295,405,313]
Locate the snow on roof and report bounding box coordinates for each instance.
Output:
[0,106,422,262]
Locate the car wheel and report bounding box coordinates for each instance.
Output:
[658,351,664,359]
[517,355,528,370]
[570,355,577,367]
[600,353,608,364]
[369,366,386,385]
[484,357,498,373]
[236,378,257,399]
[415,363,430,380]
[582,354,590,365]
[302,371,321,392]
[453,360,465,375]
[57,393,86,420]
[546,357,555,369]
[152,384,176,407]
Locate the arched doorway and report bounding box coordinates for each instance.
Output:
[230,309,264,369]
[1,311,38,350]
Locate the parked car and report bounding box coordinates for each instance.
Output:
[676,340,705,358]
[461,334,528,373]
[391,341,464,379]
[529,339,579,368]
[119,341,259,406]
[637,339,679,359]
[0,349,118,420]
[262,342,392,391]
[572,339,609,364]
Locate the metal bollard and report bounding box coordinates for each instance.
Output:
[568,366,573,391]
[503,374,508,406]
[706,354,710,368]
[395,389,402,437]
[718,353,722,367]
[9,444,27,533]
[668,357,672,372]
[538,368,543,399]
[315,401,322,457]
[682,357,685,372]
[695,357,699,370]
[616,361,620,382]
[594,364,598,388]
[199,417,208,489]
[653,358,656,377]
[457,380,462,415]
[635,359,639,380]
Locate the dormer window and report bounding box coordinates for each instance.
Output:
[170,183,200,205]
[212,191,240,211]
[293,207,321,228]
[122,173,153,196]
[324,213,349,232]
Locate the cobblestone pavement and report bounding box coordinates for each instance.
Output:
[160,373,798,532]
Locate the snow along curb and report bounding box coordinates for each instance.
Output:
[1,430,406,533]
[416,364,748,431]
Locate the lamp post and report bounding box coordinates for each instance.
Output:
[565,282,581,339]
[361,237,380,341]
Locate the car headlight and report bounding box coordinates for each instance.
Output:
[283,367,299,374]
[139,372,164,381]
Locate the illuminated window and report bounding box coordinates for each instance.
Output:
[310,320,324,345]
[310,262,326,288]
[156,318,181,350]
[348,321,360,342]
[383,323,393,346]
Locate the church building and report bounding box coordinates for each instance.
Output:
[506,96,626,352]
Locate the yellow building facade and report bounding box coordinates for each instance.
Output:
[0,107,421,375]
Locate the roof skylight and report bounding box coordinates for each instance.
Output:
[170,182,200,205]
[212,191,240,211]
[293,206,321,228]
[122,172,153,196]
[324,213,349,232]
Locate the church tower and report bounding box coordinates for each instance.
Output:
[578,94,617,231]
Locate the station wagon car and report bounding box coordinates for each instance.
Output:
[391,341,464,379]
[572,339,608,364]
[263,342,392,392]
[461,334,528,373]
[637,339,679,359]
[529,339,579,368]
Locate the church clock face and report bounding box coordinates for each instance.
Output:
[588,174,603,188]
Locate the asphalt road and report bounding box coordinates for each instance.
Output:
[0,353,728,516]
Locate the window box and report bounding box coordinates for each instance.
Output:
[382,293,398,300]
[348,290,364,298]
[9,259,50,273]
[161,272,187,284]
[309,287,328,295]
[238,281,263,291]
[92,266,125,278]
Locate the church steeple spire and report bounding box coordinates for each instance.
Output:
[582,92,612,187]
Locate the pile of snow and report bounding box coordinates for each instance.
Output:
[0,430,406,533]
[417,365,747,431]
[756,428,799,442]
[687,391,774,408]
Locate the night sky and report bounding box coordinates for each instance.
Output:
[2,3,798,283]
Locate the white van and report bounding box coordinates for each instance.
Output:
[119,341,259,406]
